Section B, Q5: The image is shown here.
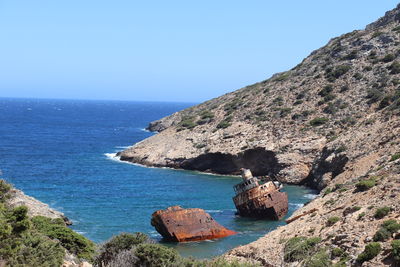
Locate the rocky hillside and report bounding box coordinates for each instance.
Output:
[119,4,400,266]
[120,5,400,191]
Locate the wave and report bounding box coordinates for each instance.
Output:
[304,193,318,200]
[75,230,87,235]
[140,128,151,133]
[289,203,304,209]
[205,210,223,213]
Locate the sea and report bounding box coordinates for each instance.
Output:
[0,98,317,258]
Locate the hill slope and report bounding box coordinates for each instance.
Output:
[120,4,400,191]
[119,4,400,266]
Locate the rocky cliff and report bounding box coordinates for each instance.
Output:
[120,4,400,191]
[119,4,400,266]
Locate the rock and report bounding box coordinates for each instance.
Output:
[8,189,72,225]
[151,206,237,242]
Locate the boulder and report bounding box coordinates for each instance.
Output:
[151,206,237,242]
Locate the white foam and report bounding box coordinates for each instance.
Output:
[304,193,318,200]
[206,210,223,213]
[290,203,304,209]
[140,128,151,132]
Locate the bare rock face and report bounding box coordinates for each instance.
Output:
[8,188,72,225]
[151,206,237,242]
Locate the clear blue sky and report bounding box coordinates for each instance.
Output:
[0,1,398,102]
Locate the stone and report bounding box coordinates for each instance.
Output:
[151,206,237,242]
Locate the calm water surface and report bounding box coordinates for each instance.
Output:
[0,98,316,258]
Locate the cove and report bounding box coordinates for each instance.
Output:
[0,98,316,259]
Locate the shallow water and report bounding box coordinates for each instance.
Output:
[0,98,316,258]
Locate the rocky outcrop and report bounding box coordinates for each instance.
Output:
[8,188,72,225]
[119,4,400,266]
[151,206,237,242]
[120,3,400,191]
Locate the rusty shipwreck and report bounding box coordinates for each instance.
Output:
[233,169,288,220]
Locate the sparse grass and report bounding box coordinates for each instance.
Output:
[358,212,366,220]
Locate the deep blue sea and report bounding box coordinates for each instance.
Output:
[0,98,316,258]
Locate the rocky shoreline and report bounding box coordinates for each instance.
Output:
[117,4,400,266]
[8,188,72,225]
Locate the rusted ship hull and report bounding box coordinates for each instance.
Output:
[234,190,288,220]
[151,206,237,242]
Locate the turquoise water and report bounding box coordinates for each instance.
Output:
[0,98,316,258]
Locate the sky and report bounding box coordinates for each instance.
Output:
[0,1,398,102]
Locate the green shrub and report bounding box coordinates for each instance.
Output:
[355,178,376,191]
[389,61,400,74]
[303,249,332,267]
[274,72,290,82]
[373,228,391,241]
[382,54,396,63]
[366,88,383,103]
[358,212,366,220]
[342,50,358,60]
[327,216,340,226]
[32,216,95,260]
[310,117,328,126]
[392,240,400,263]
[284,236,321,262]
[331,247,346,258]
[5,232,65,267]
[0,179,12,202]
[0,181,67,266]
[273,96,284,106]
[390,152,400,161]
[356,242,381,263]
[134,243,180,267]
[319,85,333,97]
[382,219,400,233]
[378,95,392,109]
[322,188,332,197]
[326,65,351,81]
[216,120,231,129]
[374,207,391,219]
[371,31,384,38]
[95,232,153,266]
[178,116,197,130]
[279,108,292,117]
